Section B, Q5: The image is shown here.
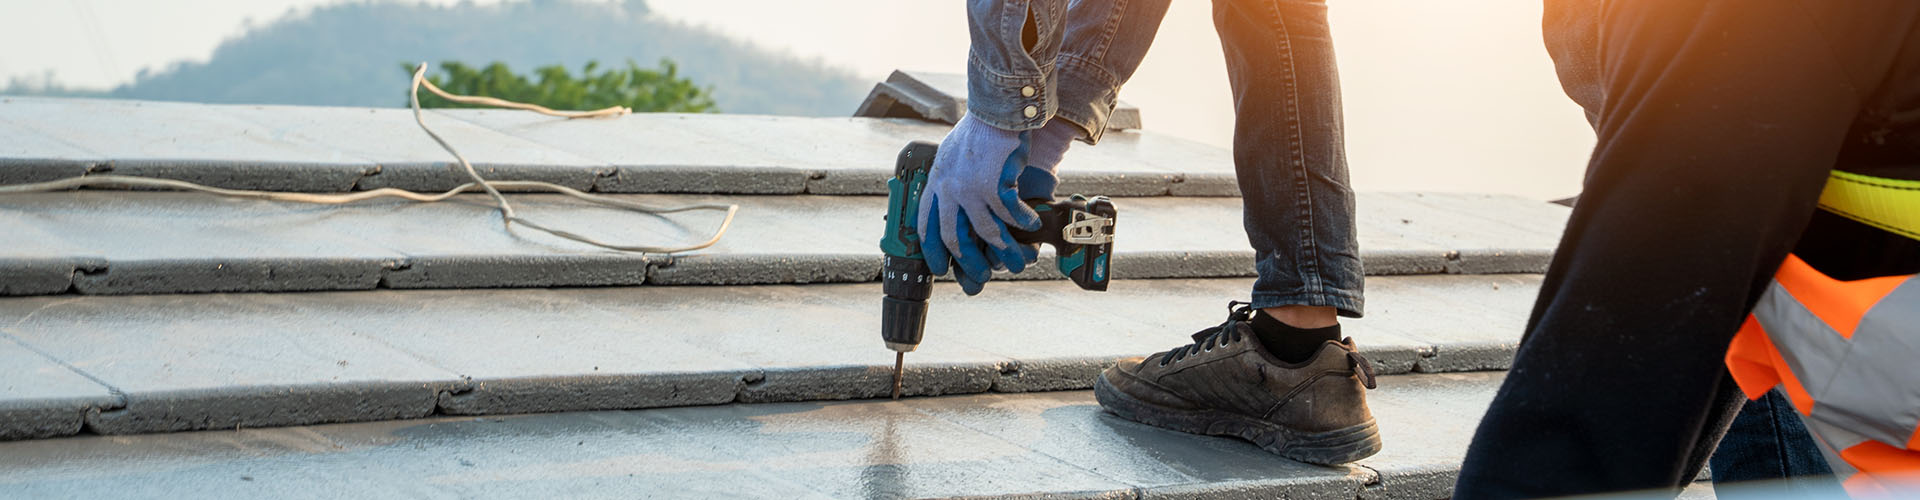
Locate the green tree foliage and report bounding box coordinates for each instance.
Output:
[416,59,716,113]
[81,0,865,116]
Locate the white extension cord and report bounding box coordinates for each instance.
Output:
[0,62,738,255]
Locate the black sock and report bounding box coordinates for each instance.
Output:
[1250,310,1342,364]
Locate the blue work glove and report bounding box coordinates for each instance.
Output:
[918,115,1044,295]
[1007,119,1077,260]
[1025,118,1080,178]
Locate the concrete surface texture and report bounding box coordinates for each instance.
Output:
[0,374,1505,500]
[0,190,1566,295]
[0,96,1223,196]
[0,336,118,440]
[213,104,613,192]
[0,96,1613,497]
[0,274,1536,440]
[0,98,373,192]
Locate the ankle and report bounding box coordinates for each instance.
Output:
[1259,306,1337,329]
[1250,306,1343,364]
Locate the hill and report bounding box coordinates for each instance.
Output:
[38,0,868,116]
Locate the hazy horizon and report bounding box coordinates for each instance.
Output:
[1,0,1595,200]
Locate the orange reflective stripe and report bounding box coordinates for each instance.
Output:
[1725,316,1781,401]
[1770,336,1817,416]
[1841,440,1920,471]
[1736,251,1920,495]
[1771,254,1909,339]
[1839,440,1920,496]
[1724,313,1819,414]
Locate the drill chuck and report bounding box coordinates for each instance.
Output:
[880,255,932,352]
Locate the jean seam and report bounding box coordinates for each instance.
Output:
[1090,0,1127,63]
[969,48,1055,84]
[1259,0,1323,295]
[1764,393,1793,477]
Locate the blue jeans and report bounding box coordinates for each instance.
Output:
[1210,0,1363,316]
[1710,389,1842,494]
[965,0,1364,316]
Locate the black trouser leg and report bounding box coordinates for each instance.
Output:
[1454,1,1920,497]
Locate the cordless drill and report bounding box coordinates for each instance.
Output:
[879,141,1117,399]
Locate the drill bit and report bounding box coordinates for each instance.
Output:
[891,352,905,399]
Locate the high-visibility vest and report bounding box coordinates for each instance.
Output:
[1725,171,1920,495]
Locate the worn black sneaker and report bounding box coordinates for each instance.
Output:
[1094,302,1382,465]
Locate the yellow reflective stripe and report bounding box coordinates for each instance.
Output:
[1821,171,1920,242]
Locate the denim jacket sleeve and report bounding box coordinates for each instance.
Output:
[966,0,1070,132]
[1052,0,1170,143]
[966,0,1170,143]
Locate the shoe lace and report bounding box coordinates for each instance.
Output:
[1157,301,1255,366]
[1151,300,1381,390]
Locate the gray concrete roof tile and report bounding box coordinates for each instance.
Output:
[0,274,1531,437]
[383,106,1235,196]
[1343,372,1512,500]
[0,410,835,499]
[1361,372,1502,471]
[924,275,1493,384]
[381,253,650,289]
[0,293,463,434]
[287,288,757,415]
[3,98,1571,201]
[1360,274,1541,360]
[0,157,94,189]
[0,119,99,185]
[641,399,1139,498]
[0,258,86,296]
[0,190,1565,294]
[209,104,612,192]
[0,97,373,191]
[0,192,404,294]
[439,109,815,194]
[558,284,1015,402]
[261,196,654,288]
[0,217,100,294]
[1360,275,1542,372]
[0,336,119,440]
[1364,193,1570,275]
[0,373,1504,499]
[1400,192,1577,239]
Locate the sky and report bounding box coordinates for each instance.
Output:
[0,0,1595,200]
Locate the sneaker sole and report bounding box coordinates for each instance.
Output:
[1093,372,1382,465]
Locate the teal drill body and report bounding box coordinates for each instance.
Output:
[879,141,1117,362]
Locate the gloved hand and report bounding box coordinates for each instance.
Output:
[918,115,1044,295]
[1026,118,1080,177]
[1006,118,1078,262]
